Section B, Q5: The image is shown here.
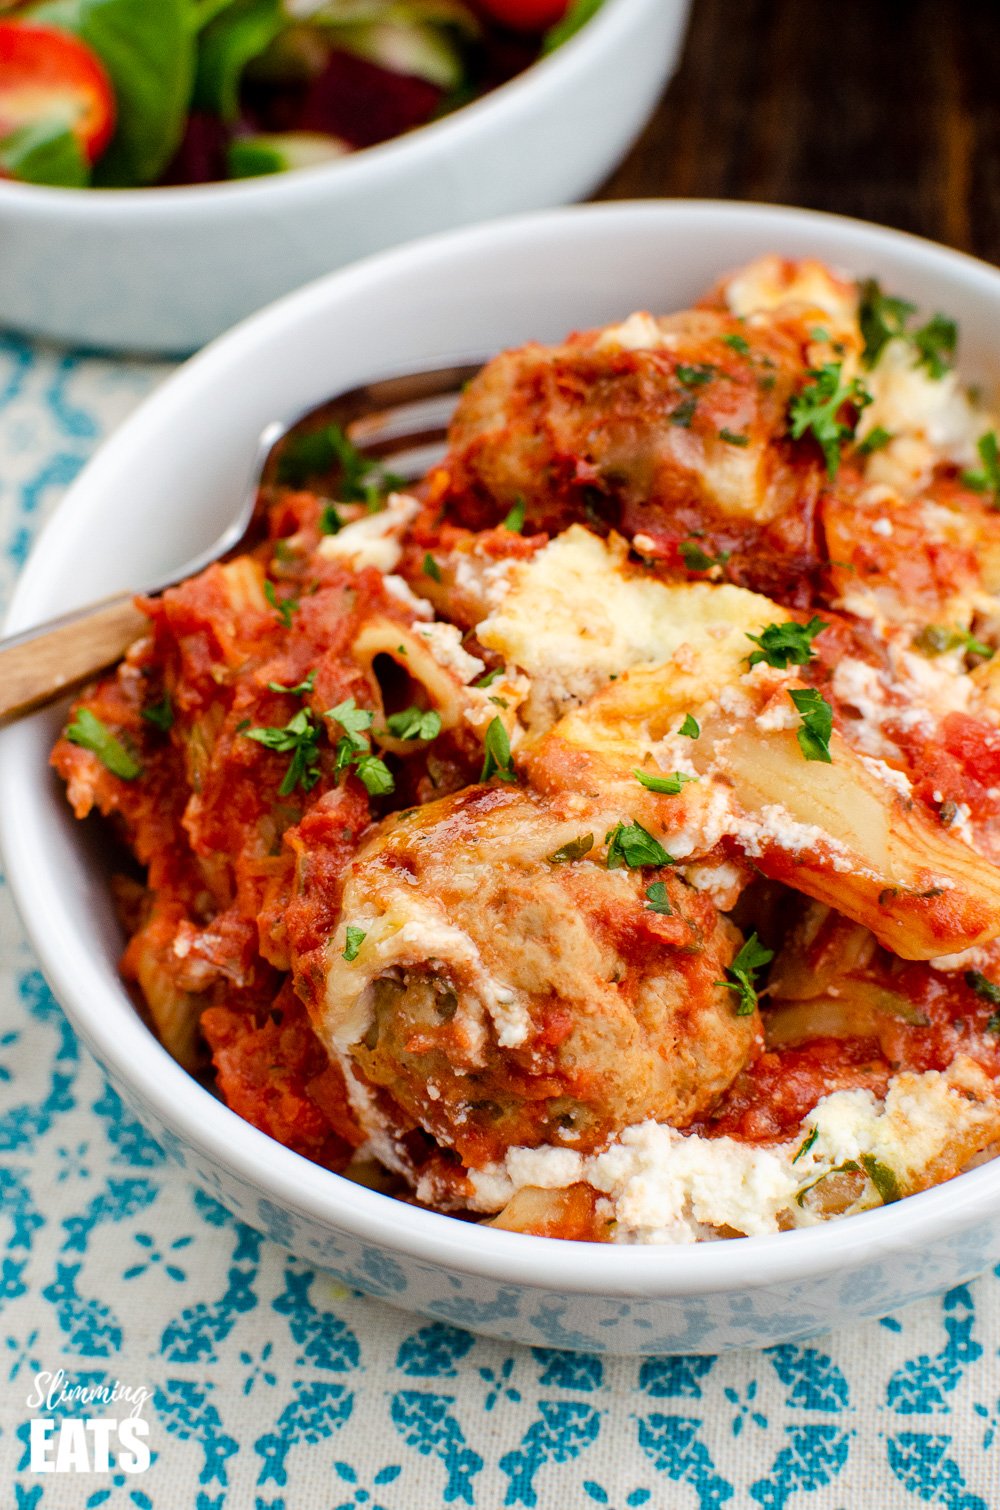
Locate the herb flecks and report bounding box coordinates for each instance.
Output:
[679,714,700,739]
[644,881,673,915]
[343,925,366,962]
[385,706,442,741]
[325,698,395,796]
[965,969,1000,1032]
[242,708,322,797]
[717,932,773,1016]
[913,624,993,660]
[547,834,594,865]
[961,432,1000,506]
[788,363,872,478]
[859,278,957,379]
[481,717,516,784]
[264,579,299,628]
[789,687,834,763]
[605,821,673,870]
[267,670,316,697]
[278,422,404,505]
[65,709,142,781]
[633,768,698,795]
[680,539,730,573]
[746,617,828,669]
[502,496,526,533]
[423,552,442,583]
[142,695,174,733]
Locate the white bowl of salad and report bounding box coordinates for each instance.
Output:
[0,0,688,352]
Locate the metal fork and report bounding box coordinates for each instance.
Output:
[0,361,481,723]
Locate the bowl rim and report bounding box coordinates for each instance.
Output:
[0,0,665,214]
[5,196,1000,1299]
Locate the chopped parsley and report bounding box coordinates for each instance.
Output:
[676,362,716,387]
[475,666,506,689]
[385,706,442,741]
[913,624,993,659]
[670,395,698,428]
[605,821,673,870]
[547,833,594,865]
[352,754,395,796]
[859,279,916,367]
[792,1127,818,1164]
[961,431,1000,505]
[342,925,366,962]
[65,709,142,780]
[856,425,893,456]
[717,932,773,1016]
[277,422,403,505]
[481,717,516,783]
[267,670,316,696]
[242,708,322,796]
[722,332,750,355]
[679,714,700,739]
[788,363,872,478]
[644,880,673,915]
[859,278,957,378]
[324,698,395,796]
[718,427,749,447]
[319,503,342,535]
[680,539,730,573]
[789,687,834,763]
[633,768,698,795]
[796,1159,861,1207]
[860,1153,901,1205]
[502,496,526,533]
[965,969,1000,1032]
[141,695,174,733]
[746,616,828,669]
[264,579,298,628]
[423,552,442,583]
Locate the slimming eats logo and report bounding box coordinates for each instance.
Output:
[26,1369,152,1474]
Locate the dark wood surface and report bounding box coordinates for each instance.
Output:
[598,0,1000,265]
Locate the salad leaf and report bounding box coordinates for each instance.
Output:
[194,0,286,122]
[0,120,89,188]
[31,0,195,185]
[543,0,604,53]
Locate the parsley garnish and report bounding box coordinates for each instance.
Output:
[633,768,697,795]
[746,616,828,669]
[319,503,342,535]
[789,687,834,763]
[267,670,316,696]
[321,698,395,795]
[644,880,673,915]
[792,1127,818,1164]
[141,695,174,733]
[65,709,142,780]
[502,496,526,533]
[670,396,697,428]
[680,539,730,573]
[860,1153,901,1204]
[796,1160,861,1206]
[676,363,716,387]
[788,363,872,478]
[717,932,773,1016]
[342,925,366,962]
[481,717,516,783]
[965,969,1000,1031]
[475,666,505,689]
[718,428,749,447]
[385,706,442,741]
[913,625,992,659]
[961,431,1000,505]
[859,278,957,379]
[242,708,322,796]
[547,834,594,865]
[912,313,957,380]
[722,333,750,355]
[423,552,442,582]
[278,422,403,505]
[605,821,673,869]
[679,714,700,739]
[264,580,298,628]
[353,754,395,795]
[857,425,893,456]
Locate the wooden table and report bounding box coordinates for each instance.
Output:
[599,0,998,264]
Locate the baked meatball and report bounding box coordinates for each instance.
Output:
[292,783,758,1185]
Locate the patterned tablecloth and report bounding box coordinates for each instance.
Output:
[1,334,999,1510]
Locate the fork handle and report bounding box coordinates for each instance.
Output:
[0,595,149,722]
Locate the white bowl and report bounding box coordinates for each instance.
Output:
[5,201,1000,1355]
[0,0,687,355]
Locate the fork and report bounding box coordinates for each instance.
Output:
[0,361,481,723]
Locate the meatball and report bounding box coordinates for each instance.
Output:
[293,784,759,1186]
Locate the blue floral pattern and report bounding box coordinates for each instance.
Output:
[2,338,1000,1506]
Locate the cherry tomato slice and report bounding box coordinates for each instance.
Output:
[0,20,116,163]
[474,0,571,33]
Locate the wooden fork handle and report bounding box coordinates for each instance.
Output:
[0,595,149,722]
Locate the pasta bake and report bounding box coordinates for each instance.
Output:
[53,256,1000,1244]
